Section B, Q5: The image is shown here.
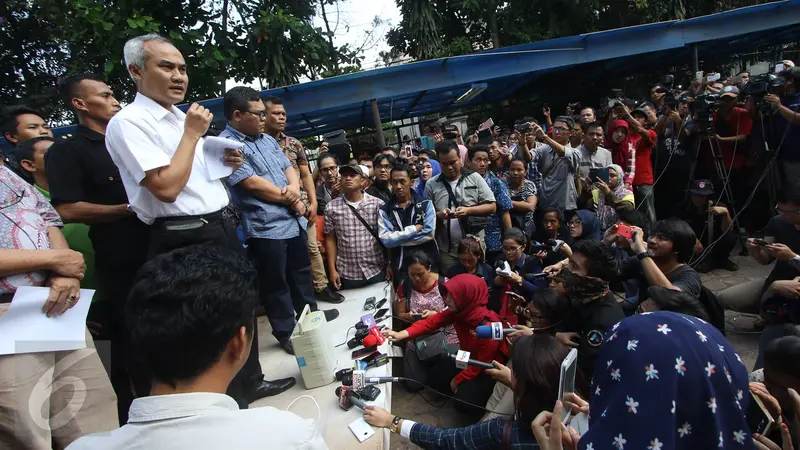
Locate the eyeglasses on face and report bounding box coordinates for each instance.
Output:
[552,126,569,133]
[242,110,268,119]
[503,245,523,253]
[776,204,800,215]
[568,220,583,227]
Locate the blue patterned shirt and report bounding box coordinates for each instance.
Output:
[221,125,306,241]
[409,418,539,449]
[483,172,513,253]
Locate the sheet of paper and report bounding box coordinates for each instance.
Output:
[203,136,244,180]
[0,287,94,355]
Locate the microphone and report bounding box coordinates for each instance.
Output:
[361,333,379,348]
[447,352,495,369]
[347,327,371,349]
[364,376,400,384]
[336,385,367,410]
[476,322,515,340]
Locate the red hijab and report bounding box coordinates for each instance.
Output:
[605,119,630,151]
[440,274,496,327]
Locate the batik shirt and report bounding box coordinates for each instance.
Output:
[482,171,513,253]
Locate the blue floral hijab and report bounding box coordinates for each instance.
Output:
[580,311,754,450]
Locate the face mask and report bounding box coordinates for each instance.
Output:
[560,267,610,305]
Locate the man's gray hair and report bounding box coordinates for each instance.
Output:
[123,33,173,81]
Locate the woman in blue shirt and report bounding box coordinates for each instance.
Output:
[363,333,574,449]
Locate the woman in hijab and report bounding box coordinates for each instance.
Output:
[593,163,635,233]
[384,274,508,420]
[532,311,755,450]
[413,157,441,197]
[567,210,602,242]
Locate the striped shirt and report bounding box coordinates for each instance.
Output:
[324,193,386,280]
[408,418,539,449]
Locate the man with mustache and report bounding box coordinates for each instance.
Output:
[46,74,150,423]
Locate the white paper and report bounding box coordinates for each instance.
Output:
[0,286,94,355]
[203,136,244,180]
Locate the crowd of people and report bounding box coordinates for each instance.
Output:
[1,32,800,450]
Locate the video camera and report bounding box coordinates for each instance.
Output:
[442,123,459,140]
[741,73,783,114]
[604,89,626,110]
[690,93,719,133]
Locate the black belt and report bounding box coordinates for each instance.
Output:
[0,293,13,304]
[153,209,229,231]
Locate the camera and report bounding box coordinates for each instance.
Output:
[515,122,532,132]
[690,93,719,133]
[603,89,626,110]
[741,73,783,114]
[442,123,459,139]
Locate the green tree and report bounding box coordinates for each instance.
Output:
[0,0,365,123]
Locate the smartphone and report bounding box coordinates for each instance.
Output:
[374,308,388,319]
[752,238,769,246]
[348,417,376,443]
[617,224,634,239]
[775,63,785,74]
[411,313,423,320]
[531,243,550,253]
[588,168,599,183]
[596,167,610,183]
[707,73,721,82]
[352,345,378,360]
[364,297,376,310]
[748,389,775,436]
[558,348,579,424]
[375,298,387,309]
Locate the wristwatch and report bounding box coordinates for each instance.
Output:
[390,415,403,434]
[637,250,655,261]
[125,204,133,213]
[789,255,800,270]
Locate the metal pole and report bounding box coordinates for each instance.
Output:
[371,99,386,148]
[691,44,699,76]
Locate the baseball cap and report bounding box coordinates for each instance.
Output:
[689,179,714,196]
[631,107,649,118]
[339,163,367,177]
[720,85,740,99]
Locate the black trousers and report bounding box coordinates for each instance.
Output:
[147,212,263,409]
[341,268,387,290]
[247,229,318,342]
[93,257,148,425]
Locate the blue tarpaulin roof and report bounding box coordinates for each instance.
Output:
[28,0,800,141]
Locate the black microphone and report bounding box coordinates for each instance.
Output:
[336,385,367,410]
[446,352,495,369]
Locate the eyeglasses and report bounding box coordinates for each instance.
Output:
[568,220,583,227]
[503,245,523,253]
[776,204,800,215]
[242,110,268,119]
[552,126,569,133]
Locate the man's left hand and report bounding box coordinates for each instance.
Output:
[765,243,798,261]
[630,226,647,254]
[223,148,244,170]
[709,206,729,217]
[453,206,470,217]
[44,276,81,317]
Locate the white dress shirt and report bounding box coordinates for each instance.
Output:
[66,392,329,450]
[105,93,229,224]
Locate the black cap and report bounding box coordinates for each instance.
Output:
[689,179,714,196]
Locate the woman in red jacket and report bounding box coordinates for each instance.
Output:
[384,274,508,421]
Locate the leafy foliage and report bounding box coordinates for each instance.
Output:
[0,0,366,123]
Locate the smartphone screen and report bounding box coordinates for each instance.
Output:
[352,345,378,360]
[748,390,775,436]
[374,308,388,319]
[588,168,599,183]
[558,348,578,423]
[411,313,423,320]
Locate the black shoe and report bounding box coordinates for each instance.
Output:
[323,309,340,322]
[696,259,716,274]
[721,259,739,272]
[316,287,345,304]
[245,378,297,403]
[279,339,295,355]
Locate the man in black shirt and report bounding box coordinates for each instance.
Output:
[619,218,703,302]
[679,179,738,273]
[551,240,624,385]
[46,74,149,423]
[718,191,800,315]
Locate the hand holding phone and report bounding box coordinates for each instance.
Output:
[617,224,634,239]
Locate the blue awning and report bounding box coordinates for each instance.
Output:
[21,0,800,142]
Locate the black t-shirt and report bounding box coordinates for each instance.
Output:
[620,258,703,300]
[763,215,800,289]
[46,125,150,265]
[560,293,625,379]
[366,184,392,204]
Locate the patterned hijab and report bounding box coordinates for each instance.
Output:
[580,311,754,450]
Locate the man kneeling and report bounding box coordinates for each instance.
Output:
[67,246,328,450]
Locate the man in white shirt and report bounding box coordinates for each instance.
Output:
[66,246,328,450]
[104,33,273,409]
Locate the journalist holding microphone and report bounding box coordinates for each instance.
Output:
[383,274,508,421]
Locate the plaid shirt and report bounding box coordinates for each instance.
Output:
[409,418,538,449]
[323,193,386,280]
[526,147,543,193]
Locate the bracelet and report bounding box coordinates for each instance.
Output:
[390,415,402,434]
